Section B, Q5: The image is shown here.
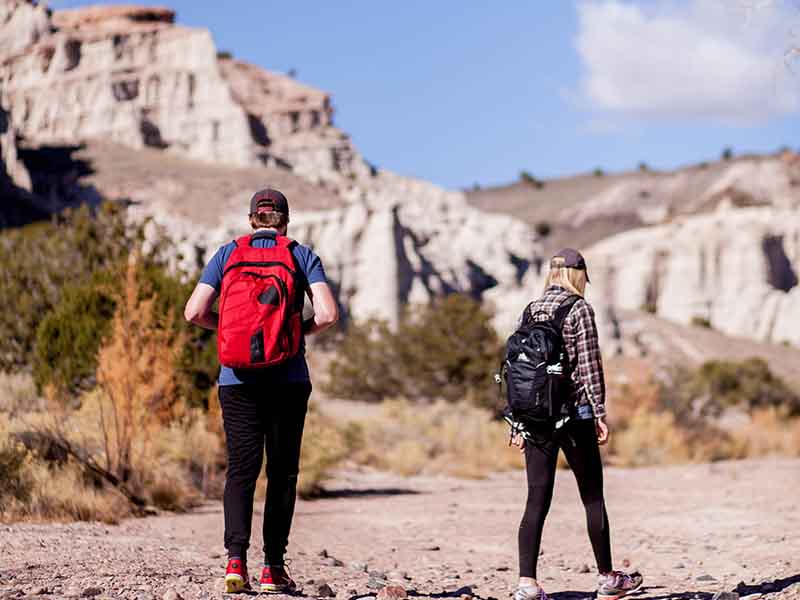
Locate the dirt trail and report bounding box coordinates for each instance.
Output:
[1,459,798,600]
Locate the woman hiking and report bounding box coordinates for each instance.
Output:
[509,249,643,600]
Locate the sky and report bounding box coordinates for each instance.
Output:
[49,0,800,189]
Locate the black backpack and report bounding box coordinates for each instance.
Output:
[498,295,580,430]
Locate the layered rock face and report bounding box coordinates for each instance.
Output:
[587,207,800,346]
[0,103,31,192]
[0,3,367,186]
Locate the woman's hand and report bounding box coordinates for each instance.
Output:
[511,432,526,452]
[595,416,609,445]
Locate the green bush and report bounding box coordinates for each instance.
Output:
[325,294,503,410]
[721,147,734,160]
[0,203,135,370]
[1,202,217,408]
[32,276,117,395]
[690,315,712,328]
[662,358,800,419]
[593,167,605,177]
[519,171,545,189]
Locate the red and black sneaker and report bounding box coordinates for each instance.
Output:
[224,558,252,593]
[260,565,297,594]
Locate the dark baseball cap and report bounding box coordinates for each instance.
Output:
[551,248,590,283]
[249,188,289,216]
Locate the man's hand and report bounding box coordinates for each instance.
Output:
[595,416,610,445]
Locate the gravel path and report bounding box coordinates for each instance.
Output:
[1,459,798,600]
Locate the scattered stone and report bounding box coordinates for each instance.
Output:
[350,562,368,572]
[323,557,344,567]
[161,590,183,600]
[208,552,220,559]
[314,582,335,598]
[376,585,407,600]
[696,575,717,582]
[27,587,47,596]
[318,549,329,558]
[711,593,739,600]
[675,563,686,569]
[495,566,510,572]
[423,546,441,551]
[80,588,102,598]
[387,571,408,582]
[578,564,591,574]
[622,559,631,568]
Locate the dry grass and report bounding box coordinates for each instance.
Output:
[351,399,524,478]
[298,405,359,497]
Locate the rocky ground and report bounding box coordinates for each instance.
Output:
[1,459,798,600]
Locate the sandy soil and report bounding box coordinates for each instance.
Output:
[1,459,798,600]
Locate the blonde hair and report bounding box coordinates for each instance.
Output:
[544,257,587,296]
[250,211,288,231]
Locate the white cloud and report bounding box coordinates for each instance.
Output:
[575,0,800,123]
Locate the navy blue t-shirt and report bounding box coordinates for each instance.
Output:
[199,232,327,386]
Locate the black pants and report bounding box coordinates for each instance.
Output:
[518,418,612,578]
[218,382,311,566]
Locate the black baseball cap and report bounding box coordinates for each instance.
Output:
[551,248,590,283]
[249,188,289,216]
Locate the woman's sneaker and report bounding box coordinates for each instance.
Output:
[260,565,297,594]
[597,570,643,600]
[224,558,252,593]
[513,584,549,600]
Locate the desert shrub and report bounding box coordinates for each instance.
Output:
[640,301,657,314]
[0,202,217,408]
[92,257,185,488]
[32,276,117,396]
[690,315,712,328]
[638,162,649,172]
[352,399,523,477]
[681,358,800,417]
[722,147,734,160]
[609,409,691,466]
[519,171,545,188]
[298,405,360,498]
[0,203,135,370]
[593,168,605,177]
[326,294,503,409]
[535,221,552,238]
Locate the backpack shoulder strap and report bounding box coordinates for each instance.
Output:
[234,234,252,247]
[552,295,581,330]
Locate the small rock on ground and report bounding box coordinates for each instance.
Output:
[314,582,335,598]
[376,585,407,600]
[162,590,184,600]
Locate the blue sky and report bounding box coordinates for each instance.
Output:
[50,0,800,189]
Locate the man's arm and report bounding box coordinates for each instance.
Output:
[184,282,219,330]
[305,281,338,335]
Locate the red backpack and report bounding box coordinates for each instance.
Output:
[217,232,305,369]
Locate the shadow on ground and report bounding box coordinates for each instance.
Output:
[314,488,421,500]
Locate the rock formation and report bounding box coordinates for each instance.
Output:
[587,206,800,346]
[0,2,367,188]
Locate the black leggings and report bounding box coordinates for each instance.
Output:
[219,382,311,566]
[518,418,612,578]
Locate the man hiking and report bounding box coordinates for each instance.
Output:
[184,188,338,593]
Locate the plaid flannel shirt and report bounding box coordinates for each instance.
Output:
[524,285,607,418]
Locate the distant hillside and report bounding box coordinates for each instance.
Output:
[467,153,800,255]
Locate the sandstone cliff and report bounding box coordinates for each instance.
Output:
[0,2,367,188]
